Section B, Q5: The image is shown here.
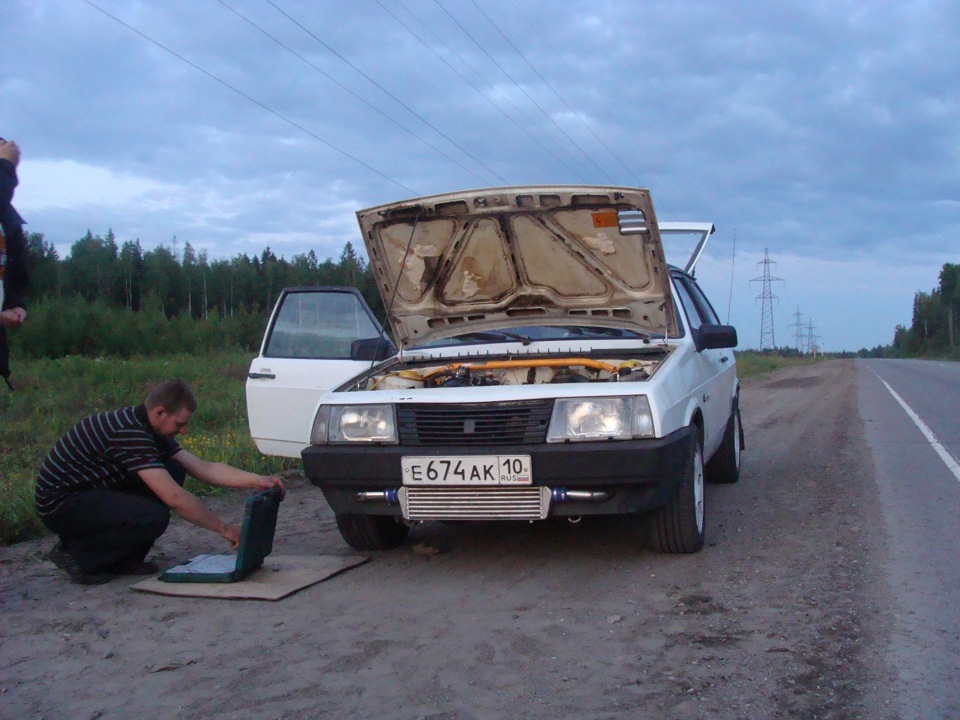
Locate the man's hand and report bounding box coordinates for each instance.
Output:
[0,308,26,328]
[253,474,285,497]
[0,139,20,166]
[173,450,285,496]
[220,523,242,550]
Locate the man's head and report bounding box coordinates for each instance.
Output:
[145,379,198,439]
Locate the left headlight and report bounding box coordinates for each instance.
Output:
[547,396,655,442]
[310,404,397,444]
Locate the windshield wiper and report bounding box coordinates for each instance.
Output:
[456,331,532,346]
[565,326,649,339]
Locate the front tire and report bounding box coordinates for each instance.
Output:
[335,513,410,550]
[650,430,705,553]
[706,405,742,485]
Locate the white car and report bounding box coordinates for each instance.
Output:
[246,186,742,553]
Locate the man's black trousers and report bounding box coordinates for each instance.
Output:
[41,460,186,573]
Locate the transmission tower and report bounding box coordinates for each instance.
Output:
[750,248,784,350]
[805,320,822,355]
[789,306,805,353]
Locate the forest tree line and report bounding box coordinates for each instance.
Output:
[13,229,385,359]
[890,263,960,358]
[24,229,384,318]
[14,231,959,360]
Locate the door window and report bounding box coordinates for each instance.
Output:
[684,278,722,325]
[264,290,383,359]
[673,275,723,331]
[672,278,703,332]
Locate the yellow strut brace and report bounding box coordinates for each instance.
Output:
[421,357,621,380]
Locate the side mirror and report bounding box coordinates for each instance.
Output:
[696,324,738,351]
[351,337,396,361]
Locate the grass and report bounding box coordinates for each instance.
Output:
[0,349,297,544]
[1,347,821,545]
[734,351,823,379]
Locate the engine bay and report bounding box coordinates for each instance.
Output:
[356,355,667,391]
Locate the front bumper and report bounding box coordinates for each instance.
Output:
[301,425,695,519]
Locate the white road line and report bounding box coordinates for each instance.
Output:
[871,370,960,483]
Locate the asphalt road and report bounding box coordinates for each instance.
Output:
[3,358,960,719]
[857,358,960,719]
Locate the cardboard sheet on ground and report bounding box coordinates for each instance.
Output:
[132,555,369,601]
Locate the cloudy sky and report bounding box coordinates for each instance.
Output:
[5,0,958,351]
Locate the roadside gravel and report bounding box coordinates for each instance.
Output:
[0,359,898,719]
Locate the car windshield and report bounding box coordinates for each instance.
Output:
[411,325,654,349]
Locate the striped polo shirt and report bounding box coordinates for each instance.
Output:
[35,404,182,519]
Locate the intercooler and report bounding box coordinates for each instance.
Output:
[398,486,551,521]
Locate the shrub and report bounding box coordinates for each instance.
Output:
[9,298,268,360]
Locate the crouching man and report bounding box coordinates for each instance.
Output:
[35,378,284,585]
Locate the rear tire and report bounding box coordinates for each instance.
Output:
[650,430,705,553]
[335,513,409,550]
[706,405,742,484]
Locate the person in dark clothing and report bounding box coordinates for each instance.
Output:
[0,137,30,390]
[36,379,284,585]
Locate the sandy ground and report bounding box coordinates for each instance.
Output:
[1,360,899,719]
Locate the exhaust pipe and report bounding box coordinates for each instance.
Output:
[551,488,611,503]
[354,489,400,504]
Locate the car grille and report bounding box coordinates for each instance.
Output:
[399,486,551,521]
[397,401,553,446]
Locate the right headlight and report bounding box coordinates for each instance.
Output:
[547,396,655,442]
[310,404,397,444]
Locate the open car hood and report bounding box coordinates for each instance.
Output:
[356,186,679,349]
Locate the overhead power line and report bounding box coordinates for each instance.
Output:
[432,0,614,184]
[263,0,510,186]
[468,0,633,185]
[501,0,647,188]
[80,0,418,195]
[490,0,676,219]
[382,0,590,183]
[215,0,496,187]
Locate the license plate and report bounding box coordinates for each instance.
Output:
[401,455,532,486]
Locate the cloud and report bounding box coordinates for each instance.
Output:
[3,0,958,348]
[14,156,365,263]
[16,160,174,212]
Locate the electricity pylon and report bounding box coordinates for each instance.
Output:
[805,320,822,355]
[750,248,784,350]
[789,306,805,353]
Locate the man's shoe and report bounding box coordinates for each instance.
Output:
[47,542,72,573]
[48,544,112,586]
[109,559,161,576]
